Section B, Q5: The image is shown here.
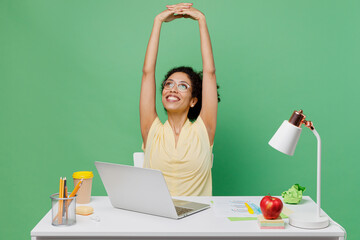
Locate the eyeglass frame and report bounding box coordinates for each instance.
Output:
[162,79,191,92]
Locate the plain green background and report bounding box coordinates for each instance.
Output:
[1,0,359,239]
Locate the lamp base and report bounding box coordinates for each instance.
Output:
[289,212,329,229]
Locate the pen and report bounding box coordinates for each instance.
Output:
[63,177,68,220]
[64,177,67,198]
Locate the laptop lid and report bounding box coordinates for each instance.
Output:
[95,161,178,219]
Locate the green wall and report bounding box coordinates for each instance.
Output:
[1,0,359,239]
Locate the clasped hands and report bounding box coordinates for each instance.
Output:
[156,3,205,23]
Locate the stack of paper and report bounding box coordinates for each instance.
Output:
[257,215,285,229]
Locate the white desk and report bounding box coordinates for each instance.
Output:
[31,196,345,240]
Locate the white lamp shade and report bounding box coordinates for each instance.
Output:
[269,120,302,156]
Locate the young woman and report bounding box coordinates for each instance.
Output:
[140,3,219,196]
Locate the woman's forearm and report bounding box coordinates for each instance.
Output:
[198,17,215,74]
[143,18,163,74]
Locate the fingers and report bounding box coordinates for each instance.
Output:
[173,9,197,20]
[174,8,190,14]
[166,2,192,11]
[164,3,195,21]
[163,8,175,16]
[166,3,193,7]
[168,7,191,14]
[167,6,190,12]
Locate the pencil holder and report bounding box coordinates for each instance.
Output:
[50,193,76,226]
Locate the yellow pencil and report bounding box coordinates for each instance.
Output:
[69,178,83,198]
[53,177,63,224]
[58,177,64,224]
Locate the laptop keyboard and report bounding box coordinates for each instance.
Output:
[175,206,194,216]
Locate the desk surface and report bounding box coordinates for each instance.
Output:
[31,196,345,240]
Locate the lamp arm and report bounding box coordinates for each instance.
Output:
[311,128,322,218]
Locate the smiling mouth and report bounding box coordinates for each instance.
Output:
[166,95,180,102]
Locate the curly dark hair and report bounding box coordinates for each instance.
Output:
[161,66,220,121]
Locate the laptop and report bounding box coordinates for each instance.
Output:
[94,161,210,219]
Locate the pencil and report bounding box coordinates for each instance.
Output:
[53,177,63,224]
[69,178,83,198]
[58,177,64,224]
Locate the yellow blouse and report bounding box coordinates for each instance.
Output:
[142,116,213,196]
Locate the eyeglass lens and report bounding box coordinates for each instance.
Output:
[164,80,189,92]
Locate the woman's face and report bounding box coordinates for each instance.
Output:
[162,72,197,114]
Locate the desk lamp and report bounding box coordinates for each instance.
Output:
[268,110,329,229]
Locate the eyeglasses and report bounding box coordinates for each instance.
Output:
[163,79,191,92]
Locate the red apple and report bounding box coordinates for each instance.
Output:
[260,195,283,219]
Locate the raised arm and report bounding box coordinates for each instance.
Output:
[140,7,189,145]
[167,4,218,145]
[197,16,218,145]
